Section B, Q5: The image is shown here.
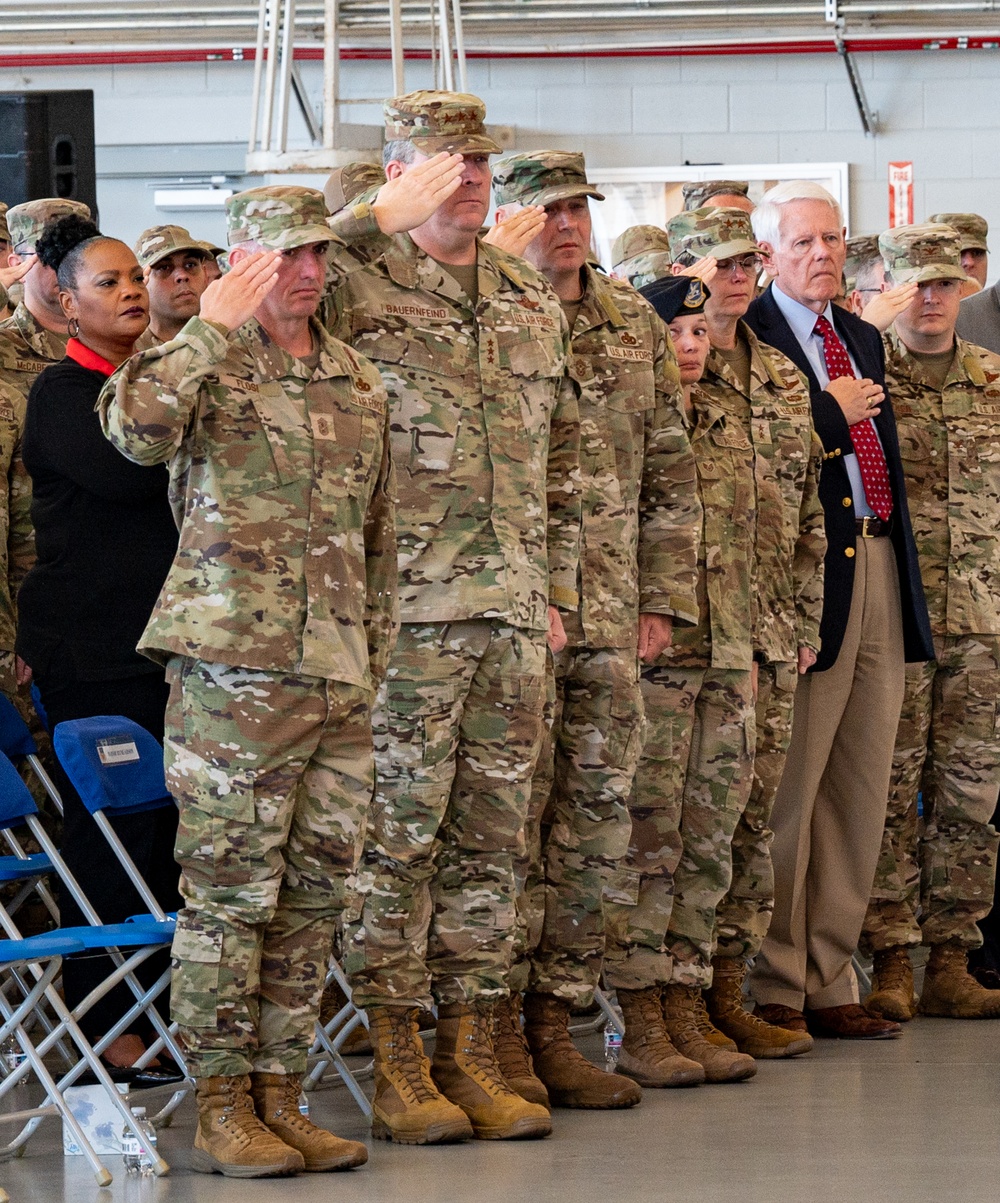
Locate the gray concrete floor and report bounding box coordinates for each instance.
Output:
[2,1017,999,1203]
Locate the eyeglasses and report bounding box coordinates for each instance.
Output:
[714,254,762,277]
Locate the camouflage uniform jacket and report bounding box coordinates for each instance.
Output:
[328,233,581,632]
[99,314,397,690]
[883,328,1000,636]
[698,322,826,662]
[0,304,68,401]
[0,380,34,682]
[565,265,699,649]
[666,386,757,671]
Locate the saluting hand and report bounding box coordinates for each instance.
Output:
[372,152,465,235]
[484,206,547,257]
[0,256,34,293]
[199,250,281,333]
[860,281,918,333]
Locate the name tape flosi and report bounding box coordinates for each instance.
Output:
[96,739,141,766]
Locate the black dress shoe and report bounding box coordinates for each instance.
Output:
[804,1003,901,1039]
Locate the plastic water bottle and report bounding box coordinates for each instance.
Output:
[603,1019,622,1071]
[1,1034,28,1084]
[121,1106,157,1176]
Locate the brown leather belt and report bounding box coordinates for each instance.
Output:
[855,516,891,538]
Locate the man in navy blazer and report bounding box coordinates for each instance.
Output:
[743,181,933,1040]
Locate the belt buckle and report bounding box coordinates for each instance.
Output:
[860,516,876,538]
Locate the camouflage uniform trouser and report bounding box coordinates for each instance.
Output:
[715,660,798,962]
[862,634,1000,952]
[509,640,643,1005]
[165,657,374,1079]
[345,620,547,1012]
[603,664,755,991]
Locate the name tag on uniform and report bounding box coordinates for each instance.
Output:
[972,402,1000,415]
[15,359,48,374]
[382,303,449,321]
[607,346,653,363]
[97,739,140,766]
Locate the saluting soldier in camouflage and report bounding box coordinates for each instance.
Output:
[331,91,576,1145]
[99,171,467,1177]
[0,199,91,401]
[859,223,1000,1022]
[660,210,826,1060]
[602,248,759,1086]
[0,378,33,700]
[491,150,700,1111]
[682,179,753,215]
[611,224,673,289]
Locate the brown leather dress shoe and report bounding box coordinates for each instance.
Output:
[804,1004,901,1040]
[754,1003,808,1033]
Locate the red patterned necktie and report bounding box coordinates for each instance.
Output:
[813,314,893,521]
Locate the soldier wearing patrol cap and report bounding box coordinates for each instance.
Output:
[928,211,989,290]
[604,207,825,1081]
[0,198,92,403]
[332,92,580,1146]
[100,167,466,1177]
[682,179,753,215]
[0,203,12,317]
[492,150,700,1110]
[858,221,1000,1024]
[323,161,387,217]
[845,234,885,315]
[133,224,211,344]
[611,224,673,289]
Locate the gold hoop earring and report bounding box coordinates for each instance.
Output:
[68,318,80,338]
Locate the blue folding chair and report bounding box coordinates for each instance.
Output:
[0,756,168,1181]
[0,743,187,1094]
[0,692,63,816]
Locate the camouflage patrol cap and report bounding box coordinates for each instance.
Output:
[844,234,881,292]
[667,206,763,264]
[7,198,92,253]
[681,180,750,211]
[639,274,710,324]
[323,162,386,214]
[226,186,336,249]
[879,222,968,286]
[0,203,9,246]
[927,211,988,253]
[197,239,225,258]
[133,224,208,269]
[383,90,502,155]
[492,151,605,208]
[611,224,671,271]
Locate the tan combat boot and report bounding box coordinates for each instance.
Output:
[190,1075,304,1178]
[616,986,705,1088]
[249,1072,367,1171]
[919,943,1000,1018]
[522,991,642,1109]
[368,1006,473,1145]
[707,957,814,1058]
[491,993,550,1109]
[661,984,757,1083]
[866,947,918,1022]
[431,1002,552,1140]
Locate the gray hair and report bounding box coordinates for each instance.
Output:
[751,181,843,250]
[382,139,418,169]
[854,255,886,293]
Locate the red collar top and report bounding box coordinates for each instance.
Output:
[65,338,118,377]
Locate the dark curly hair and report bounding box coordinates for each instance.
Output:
[35,213,109,290]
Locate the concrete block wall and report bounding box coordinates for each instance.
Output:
[5,47,1000,273]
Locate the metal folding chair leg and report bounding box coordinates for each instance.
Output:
[302,957,373,1116]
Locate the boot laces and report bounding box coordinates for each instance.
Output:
[874,949,912,993]
[492,1000,533,1076]
[461,1007,507,1084]
[378,1010,438,1104]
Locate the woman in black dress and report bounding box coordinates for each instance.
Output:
[16,214,181,1073]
